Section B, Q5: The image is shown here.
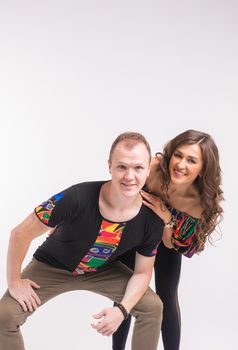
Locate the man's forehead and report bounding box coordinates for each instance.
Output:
[112,143,150,162]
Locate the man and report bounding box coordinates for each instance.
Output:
[0,132,163,350]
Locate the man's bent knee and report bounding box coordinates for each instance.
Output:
[131,288,163,319]
[145,291,163,318]
[0,295,27,331]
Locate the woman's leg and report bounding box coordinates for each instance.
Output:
[112,249,136,350]
[154,242,182,350]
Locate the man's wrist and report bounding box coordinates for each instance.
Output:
[114,302,129,320]
[8,277,21,288]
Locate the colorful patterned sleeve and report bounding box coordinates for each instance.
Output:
[168,207,200,258]
[34,185,79,227]
[136,213,164,257]
[136,242,160,257]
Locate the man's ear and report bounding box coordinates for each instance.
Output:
[147,161,152,177]
[108,160,112,174]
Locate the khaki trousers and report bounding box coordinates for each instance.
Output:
[0,259,162,350]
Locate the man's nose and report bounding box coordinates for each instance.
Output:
[124,169,134,180]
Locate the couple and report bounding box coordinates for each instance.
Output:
[0,130,223,350]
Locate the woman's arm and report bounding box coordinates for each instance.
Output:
[140,191,200,257]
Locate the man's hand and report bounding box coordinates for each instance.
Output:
[9,278,41,312]
[91,306,125,336]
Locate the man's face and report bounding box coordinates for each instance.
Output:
[108,141,151,198]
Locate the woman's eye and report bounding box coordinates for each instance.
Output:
[188,159,196,164]
[174,153,181,158]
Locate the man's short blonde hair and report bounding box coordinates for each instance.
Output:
[109,132,151,162]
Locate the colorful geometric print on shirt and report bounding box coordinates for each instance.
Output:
[168,206,200,258]
[73,220,126,275]
[35,192,64,225]
[33,182,163,272]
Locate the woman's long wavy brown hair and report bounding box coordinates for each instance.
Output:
[158,129,224,253]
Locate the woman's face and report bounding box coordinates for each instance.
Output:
[169,143,203,186]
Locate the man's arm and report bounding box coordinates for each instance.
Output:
[7,212,50,312]
[91,252,155,336]
[120,252,155,311]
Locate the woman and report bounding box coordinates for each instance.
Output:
[112,129,223,350]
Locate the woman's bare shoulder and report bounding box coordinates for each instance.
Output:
[147,157,161,192]
[151,155,161,168]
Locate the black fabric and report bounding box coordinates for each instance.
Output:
[113,243,182,350]
[34,181,163,272]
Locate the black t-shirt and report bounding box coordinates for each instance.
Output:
[33,181,163,274]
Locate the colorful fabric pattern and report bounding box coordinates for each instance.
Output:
[73,220,126,275]
[149,246,159,256]
[168,206,200,258]
[35,192,64,225]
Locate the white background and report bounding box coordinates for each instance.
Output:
[0,1,237,349]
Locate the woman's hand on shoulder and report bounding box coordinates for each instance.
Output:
[140,190,171,224]
[146,156,161,188]
[141,190,175,249]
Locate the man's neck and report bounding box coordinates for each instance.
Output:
[102,181,142,210]
[99,181,142,223]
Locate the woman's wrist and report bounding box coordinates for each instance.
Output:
[164,216,176,229]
